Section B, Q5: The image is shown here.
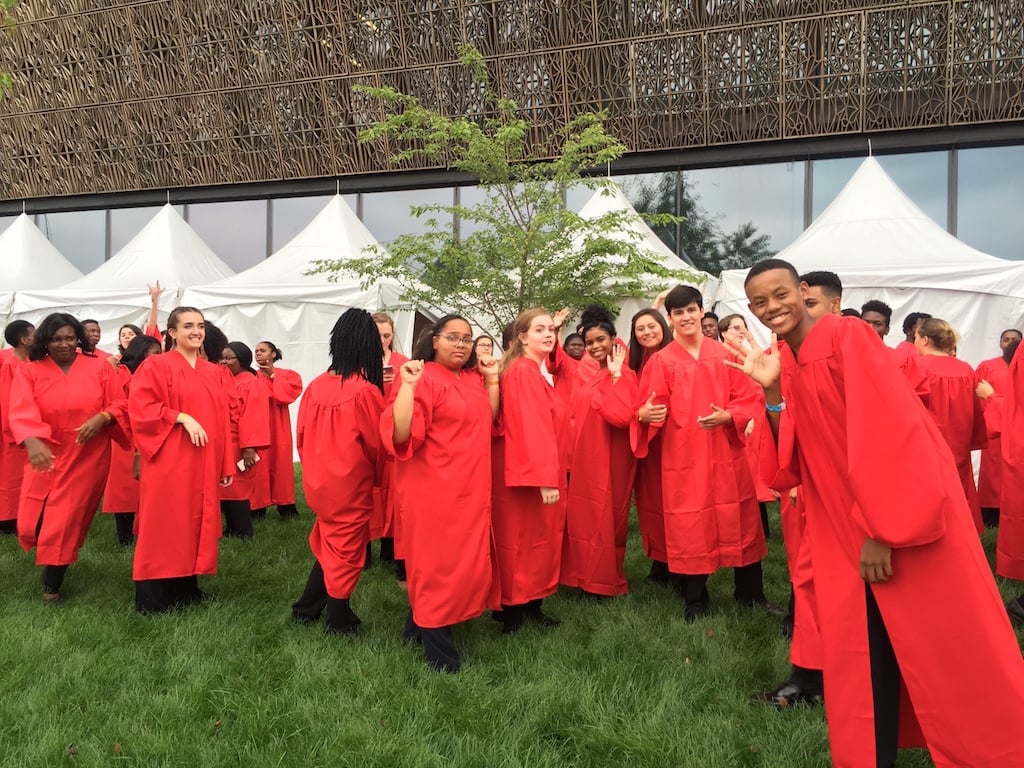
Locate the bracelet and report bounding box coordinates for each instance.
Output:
[485,379,500,388]
[99,411,112,424]
[610,373,621,380]
[765,399,786,413]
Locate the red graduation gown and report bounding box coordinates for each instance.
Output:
[0,354,28,522]
[632,339,766,574]
[889,343,931,406]
[298,373,383,599]
[917,354,987,534]
[975,356,1009,508]
[220,371,270,504]
[129,352,234,581]
[9,354,127,565]
[381,363,499,628]
[256,367,302,506]
[491,355,568,605]
[561,366,637,596]
[768,315,1024,768]
[371,352,408,541]
[102,364,139,513]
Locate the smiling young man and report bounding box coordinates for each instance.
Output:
[631,284,772,621]
[733,258,1024,768]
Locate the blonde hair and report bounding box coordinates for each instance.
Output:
[916,318,958,354]
[500,308,551,376]
[372,311,398,353]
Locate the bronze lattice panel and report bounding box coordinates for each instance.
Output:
[0,0,1022,200]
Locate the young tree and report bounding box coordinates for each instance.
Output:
[310,46,700,332]
[0,1,17,94]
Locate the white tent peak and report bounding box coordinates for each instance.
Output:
[0,213,83,290]
[213,195,380,287]
[62,204,235,290]
[790,156,1001,268]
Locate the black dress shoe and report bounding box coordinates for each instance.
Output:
[752,681,823,709]
[737,597,785,617]
[684,602,708,623]
[1007,598,1024,626]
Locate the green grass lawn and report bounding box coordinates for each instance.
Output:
[0,481,1011,767]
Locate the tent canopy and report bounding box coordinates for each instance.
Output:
[714,157,1024,366]
[0,213,83,290]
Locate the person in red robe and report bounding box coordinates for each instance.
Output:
[291,309,384,634]
[861,299,931,405]
[218,342,270,538]
[101,334,163,546]
[560,309,637,598]
[735,259,1024,768]
[914,318,987,534]
[627,308,672,583]
[491,308,568,634]
[632,284,771,622]
[128,307,235,614]
[975,328,1022,527]
[8,313,127,603]
[0,320,34,534]
[381,314,501,671]
[368,312,409,573]
[253,340,302,518]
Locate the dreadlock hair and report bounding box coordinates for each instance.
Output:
[120,334,162,374]
[4,320,33,348]
[227,341,257,375]
[412,315,478,370]
[29,312,91,361]
[257,340,282,361]
[202,321,229,363]
[117,324,144,355]
[579,305,617,341]
[329,308,384,393]
[499,308,551,375]
[902,311,932,336]
[628,308,670,373]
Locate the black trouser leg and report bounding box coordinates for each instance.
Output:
[291,560,328,623]
[789,664,824,696]
[395,558,407,581]
[379,537,395,563]
[251,506,267,520]
[169,575,203,607]
[421,625,461,673]
[403,609,422,644]
[41,564,68,594]
[759,501,770,538]
[136,577,195,614]
[733,561,767,604]
[682,574,710,619]
[324,597,361,635]
[648,559,670,583]
[981,506,1000,528]
[221,500,254,539]
[524,597,561,627]
[498,603,524,634]
[0,519,16,535]
[277,504,299,518]
[363,541,373,571]
[865,584,900,768]
[782,585,796,639]
[114,513,135,545]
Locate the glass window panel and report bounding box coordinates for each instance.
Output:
[271,195,357,252]
[110,205,185,255]
[957,146,1024,261]
[680,162,804,270]
[361,188,454,243]
[0,216,17,236]
[35,210,106,273]
[813,152,948,228]
[617,172,681,260]
[187,200,268,273]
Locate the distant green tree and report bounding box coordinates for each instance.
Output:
[309,45,700,332]
[0,0,18,93]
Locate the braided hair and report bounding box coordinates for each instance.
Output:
[329,308,384,393]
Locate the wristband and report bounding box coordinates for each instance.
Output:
[765,400,786,413]
[99,411,112,424]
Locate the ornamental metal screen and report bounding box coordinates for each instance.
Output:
[0,0,1021,200]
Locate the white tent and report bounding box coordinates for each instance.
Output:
[182,195,420,400]
[714,157,1024,366]
[10,204,234,344]
[576,183,716,339]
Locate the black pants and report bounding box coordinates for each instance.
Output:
[221,500,253,539]
[680,561,766,608]
[403,610,460,673]
[291,560,361,633]
[135,575,203,614]
[981,506,1000,528]
[42,564,68,594]
[758,500,770,538]
[866,583,900,768]
[0,518,16,535]
[114,512,135,545]
[277,503,299,518]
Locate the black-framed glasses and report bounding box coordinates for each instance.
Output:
[436,334,474,346]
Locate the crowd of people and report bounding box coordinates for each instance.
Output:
[2,263,1024,766]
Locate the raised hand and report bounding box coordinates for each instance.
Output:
[148,280,162,300]
[724,330,782,390]
[400,359,424,386]
[607,345,625,377]
[552,307,571,332]
[477,353,500,380]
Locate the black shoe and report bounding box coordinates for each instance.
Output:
[752,681,823,709]
[737,597,785,617]
[1007,597,1024,626]
[524,600,560,628]
[277,504,299,518]
[684,602,708,622]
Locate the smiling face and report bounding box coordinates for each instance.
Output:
[584,327,614,364]
[168,311,205,354]
[745,268,810,340]
[633,314,664,349]
[668,302,704,341]
[720,316,747,345]
[564,337,586,360]
[474,337,493,358]
[432,319,474,371]
[48,324,78,366]
[519,314,556,360]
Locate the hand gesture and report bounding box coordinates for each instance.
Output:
[258,360,276,378]
[552,307,571,332]
[75,413,108,445]
[219,476,233,487]
[179,413,208,447]
[24,437,53,472]
[696,403,731,430]
[400,359,424,386]
[638,392,667,424]
[859,537,893,583]
[976,379,994,400]
[607,346,625,377]
[477,353,500,380]
[148,280,162,300]
[724,330,782,390]
[539,486,560,505]
[653,288,670,311]
[241,447,258,470]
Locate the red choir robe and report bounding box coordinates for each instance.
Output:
[371,352,408,542]
[917,354,987,534]
[632,347,668,562]
[975,355,1010,508]
[766,314,1024,768]
[129,352,234,581]
[220,371,270,505]
[777,489,823,671]
[256,367,302,507]
[298,373,383,599]
[381,362,500,627]
[102,364,139,514]
[744,397,776,503]
[561,365,638,596]
[0,353,28,522]
[632,339,767,575]
[889,343,931,406]
[8,354,128,565]
[491,355,568,606]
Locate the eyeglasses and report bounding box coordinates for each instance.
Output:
[221,355,238,361]
[436,334,475,346]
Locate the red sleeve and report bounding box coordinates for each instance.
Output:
[0,359,20,442]
[355,385,385,486]
[897,351,931,408]
[840,322,946,547]
[592,368,638,429]
[970,391,988,451]
[547,341,577,378]
[724,363,760,445]
[8,363,51,445]
[295,384,311,460]
[380,373,434,461]
[145,324,162,342]
[502,361,561,487]
[630,354,669,459]
[268,368,303,405]
[982,394,1004,440]
[237,376,271,450]
[127,358,179,461]
[101,362,131,450]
